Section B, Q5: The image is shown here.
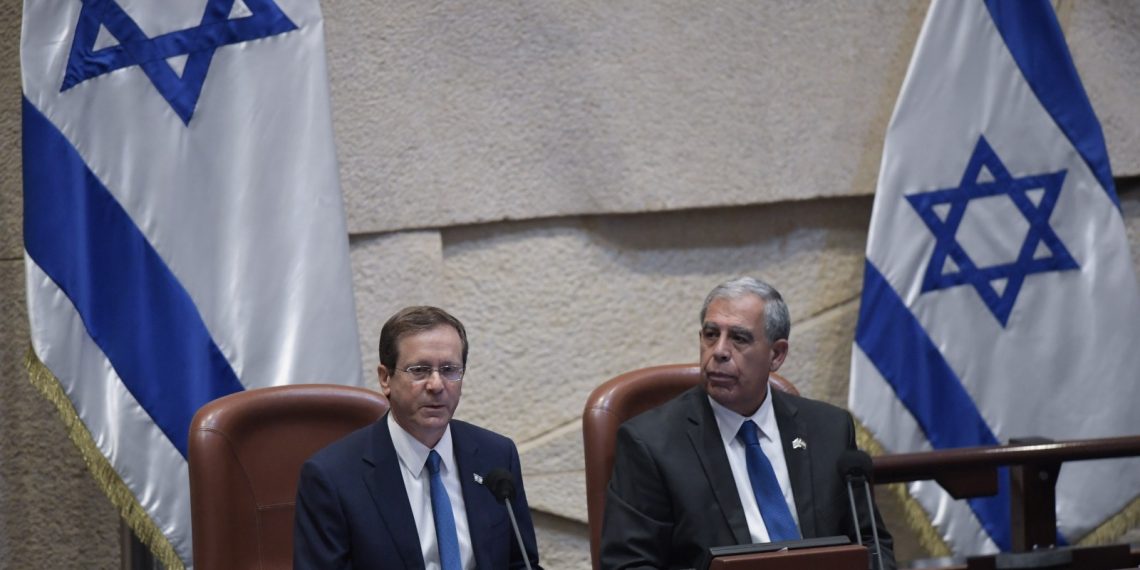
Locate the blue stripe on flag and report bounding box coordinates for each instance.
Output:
[22,97,244,457]
[983,0,1119,209]
[855,259,1012,550]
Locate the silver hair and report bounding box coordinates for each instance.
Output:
[699,277,791,342]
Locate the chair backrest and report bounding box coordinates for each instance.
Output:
[189,384,388,570]
[581,364,799,569]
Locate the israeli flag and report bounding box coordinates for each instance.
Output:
[21,0,362,567]
[849,0,1140,556]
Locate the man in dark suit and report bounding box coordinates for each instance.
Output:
[294,306,541,569]
[600,278,896,570]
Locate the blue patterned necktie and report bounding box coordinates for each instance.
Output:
[736,420,801,542]
[426,450,462,570]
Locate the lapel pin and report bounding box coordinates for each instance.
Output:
[792,437,807,450]
[473,473,483,484]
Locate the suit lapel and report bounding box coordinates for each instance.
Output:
[452,422,494,569]
[363,416,426,569]
[684,388,752,545]
[772,391,816,538]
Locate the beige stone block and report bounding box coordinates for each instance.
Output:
[1065,2,1140,176]
[788,298,857,410]
[524,471,588,525]
[324,0,1140,236]
[443,199,870,443]
[327,1,923,233]
[0,260,120,568]
[350,230,445,388]
[781,298,860,409]
[533,512,592,570]
[518,419,588,522]
[519,420,585,475]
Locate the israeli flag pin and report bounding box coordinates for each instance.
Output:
[792,437,807,450]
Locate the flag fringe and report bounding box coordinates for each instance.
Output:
[25,346,186,570]
[856,420,953,557]
[1076,493,1140,547]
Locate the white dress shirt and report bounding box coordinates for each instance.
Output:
[708,389,801,543]
[388,414,475,570]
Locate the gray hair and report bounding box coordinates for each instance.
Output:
[699,277,791,342]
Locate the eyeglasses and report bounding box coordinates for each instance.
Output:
[394,364,465,382]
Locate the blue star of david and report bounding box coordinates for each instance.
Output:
[61,0,297,125]
[906,136,1079,327]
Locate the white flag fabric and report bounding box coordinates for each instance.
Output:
[21,0,362,566]
[850,0,1140,556]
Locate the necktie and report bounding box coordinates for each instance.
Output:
[737,420,801,541]
[426,450,462,570]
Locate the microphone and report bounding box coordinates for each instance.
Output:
[481,469,533,570]
[837,449,873,479]
[837,450,884,570]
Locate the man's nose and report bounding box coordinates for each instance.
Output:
[713,336,731,361]
[424,370,445,391]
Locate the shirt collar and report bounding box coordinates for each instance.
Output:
[708,383,778,448]
[387,413,455,479]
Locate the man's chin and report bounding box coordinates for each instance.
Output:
[704,382,737,403]
[417,407,453,423]
[706,384,767,416]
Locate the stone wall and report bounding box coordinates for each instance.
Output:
[3,1,1139,568]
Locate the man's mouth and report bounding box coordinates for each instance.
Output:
[705,371,737,383]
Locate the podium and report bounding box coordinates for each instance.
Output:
[707,544,868,569]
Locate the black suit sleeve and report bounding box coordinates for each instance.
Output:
[293,460,352,570]
[599,425,675,569]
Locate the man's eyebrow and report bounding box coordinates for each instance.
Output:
[700,323,754,338]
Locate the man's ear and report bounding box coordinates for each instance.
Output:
[377,364,392,397]
[770,339,790,372]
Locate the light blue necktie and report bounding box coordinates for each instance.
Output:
[737,420,801,542]
[426,450,462,570]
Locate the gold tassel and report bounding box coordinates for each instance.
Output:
[26,346,186,570]
[856,420,952,557]
[1076,494,1140,546]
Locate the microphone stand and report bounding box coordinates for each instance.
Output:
[482,468,534,570]
[861,478,884,570]
[845,473,884,570]
[504,499,533,570]
[844,477,864,547]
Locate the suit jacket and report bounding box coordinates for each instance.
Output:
[294,415,541,569]
[600,386,895,570]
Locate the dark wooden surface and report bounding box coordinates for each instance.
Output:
[872,436,1140,486]
[708,544,868,570]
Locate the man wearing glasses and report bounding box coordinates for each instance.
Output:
[294,306,542,569]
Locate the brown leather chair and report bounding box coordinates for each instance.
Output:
[581,364,799,569]
[188,384,388,570]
